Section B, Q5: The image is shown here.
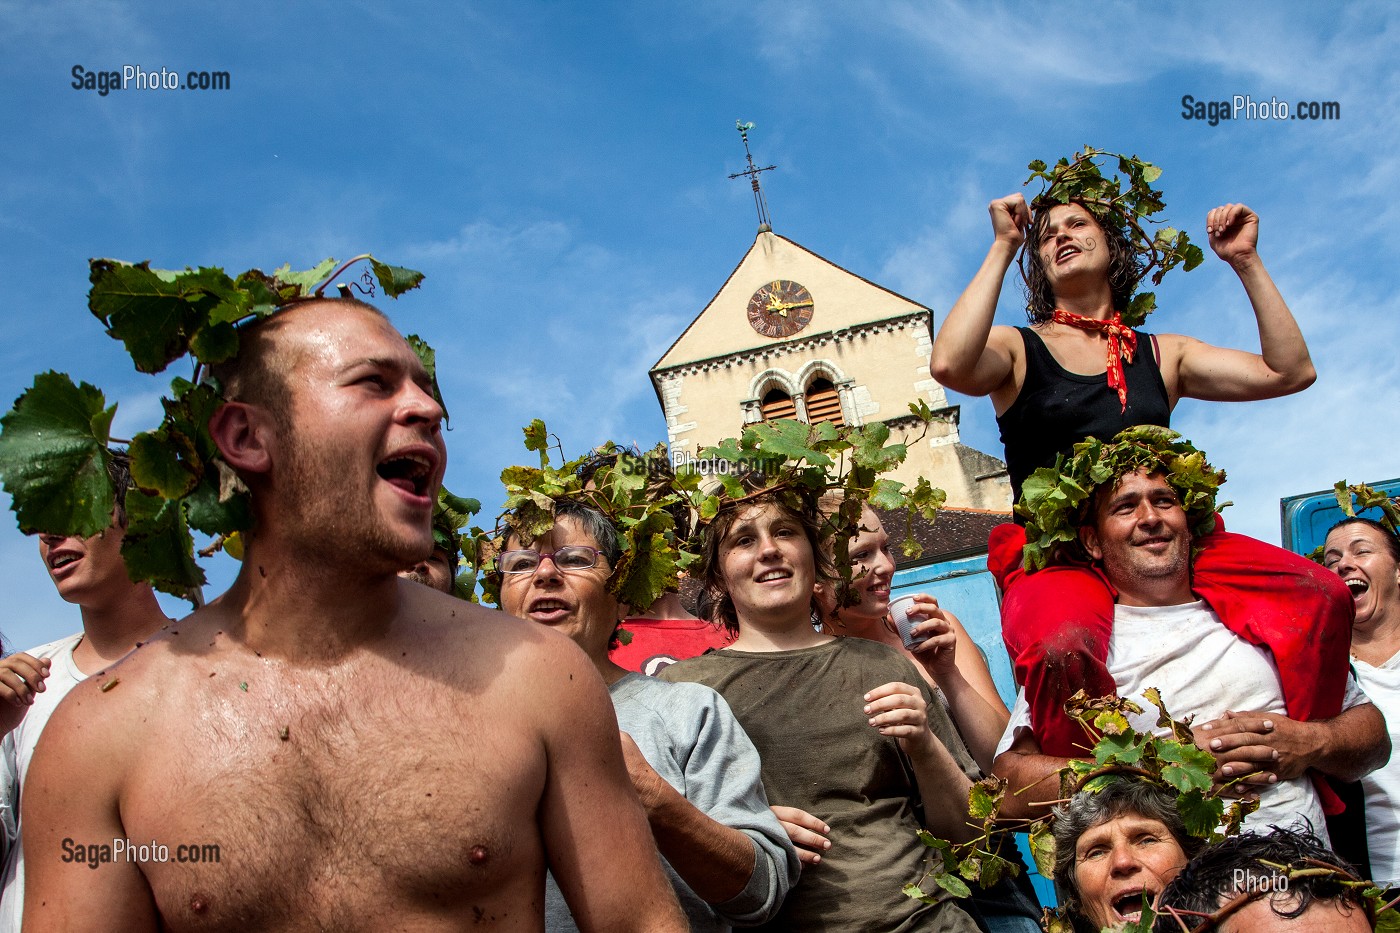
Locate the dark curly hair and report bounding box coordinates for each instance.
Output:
[1153,827,1368,933]
[1019,201,1146,325]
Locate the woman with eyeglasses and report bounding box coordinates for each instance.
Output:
[495,501,800,932]
[660,492,990,933]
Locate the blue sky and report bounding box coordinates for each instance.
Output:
[2,0,1396,650]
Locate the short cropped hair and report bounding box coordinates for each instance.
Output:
[1021,201,1146,325]
[1153,827,1368,933]
[208,297,387,423]
[1053,778,1202,920]
[698,489,834,636]
[1326,516,1400,563]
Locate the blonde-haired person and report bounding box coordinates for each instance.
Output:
[815,499,1043,933]
[815,499,1007,771]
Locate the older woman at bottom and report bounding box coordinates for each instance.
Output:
[1053,777,1201,932]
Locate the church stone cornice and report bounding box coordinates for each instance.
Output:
[649,310,932,381]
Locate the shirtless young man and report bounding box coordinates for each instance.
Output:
[20,300,685,932]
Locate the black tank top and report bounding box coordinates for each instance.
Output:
[997,326,1171,502]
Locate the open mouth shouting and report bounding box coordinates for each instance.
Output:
[376,445,441,504]
[1110,888,1154,925]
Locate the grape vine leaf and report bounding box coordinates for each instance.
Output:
[272,258,338,296]
[121,489,203,596]
[129,426,201,499]
[523,419,550,468]
[370,259,427,298]
[0,372,117,537]
[743,419,834,467]
[89,261,226,374]
[406,334,449,423]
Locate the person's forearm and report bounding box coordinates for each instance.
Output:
[1307,703,1390,782]
[1233,254,1315,392]
[935,667,1010,773]
[990,748,1070,822]
[647,782,758,905]
[929,241,1017,390]
[907,739,977,842]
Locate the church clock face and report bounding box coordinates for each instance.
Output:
[746,280,814,338]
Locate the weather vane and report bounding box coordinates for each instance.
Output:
[729,120,776,232]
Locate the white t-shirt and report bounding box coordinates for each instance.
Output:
[996,601,1369,841]
[1352,651,1400,886]
[0,633,87,933]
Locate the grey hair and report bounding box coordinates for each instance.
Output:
[1052,777,1202,918]
[553,500,622,571]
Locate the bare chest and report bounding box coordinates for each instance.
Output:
[120,672,546,931]
[1035,327,1113,376]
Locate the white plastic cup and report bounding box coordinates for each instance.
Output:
[889,594,928,648]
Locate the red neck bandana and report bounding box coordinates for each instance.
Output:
[1051,309,1138,412]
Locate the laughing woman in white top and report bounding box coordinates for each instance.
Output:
[1324,517,1400,891]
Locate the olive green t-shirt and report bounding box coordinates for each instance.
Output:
[660,637,983,933]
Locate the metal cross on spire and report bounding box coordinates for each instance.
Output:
[728,120,776,232]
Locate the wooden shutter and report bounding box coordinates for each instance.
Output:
[804,378,844,426]
[760,388,797,421]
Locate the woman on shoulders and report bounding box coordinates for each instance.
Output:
[925,153,1342,763]
[931,192,1313,498]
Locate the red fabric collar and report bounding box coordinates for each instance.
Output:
[1051,309,1138,412]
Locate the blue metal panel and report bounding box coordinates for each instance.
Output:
[1280,477,1400,556]
[890,555,1056,906]
[891,555,1013,706]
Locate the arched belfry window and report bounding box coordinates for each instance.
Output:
[760,387,797,422]
[804,377,844,426]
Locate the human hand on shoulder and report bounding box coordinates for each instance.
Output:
[988,194,1031,250]
[863,681,936,757]
[0,653,51,734]
[1206,203,1260,268]
[771,805,830,866]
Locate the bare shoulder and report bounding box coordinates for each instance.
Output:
[988,324,1025,360]
[27,624,180,779]
[1151,331,1201,392]
[1154,331,1203,357]
[403,588,603,706]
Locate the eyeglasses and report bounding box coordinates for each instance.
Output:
[498,545,602,575]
